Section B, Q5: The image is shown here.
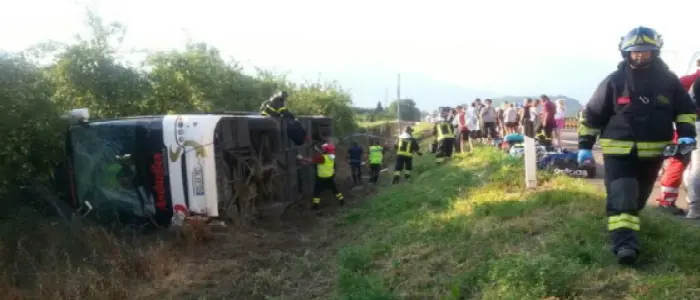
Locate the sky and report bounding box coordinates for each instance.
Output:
[2,0,700,110]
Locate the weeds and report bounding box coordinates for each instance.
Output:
[6,144,700,299]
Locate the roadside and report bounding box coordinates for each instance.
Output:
[324,146,700,299]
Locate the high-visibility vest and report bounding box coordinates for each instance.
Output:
[437,121,455,140]
[397,138,413,157]
[317,154,335,178]
[369,146,383,164]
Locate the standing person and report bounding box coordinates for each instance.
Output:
[297,143,345,209]
[480,99,498,144]
[684,79,700,218]
[455,105,472,153]
[505,103,519,134]
[577,26,697,265]
[433,112,456,163]
[393,126,422,184]
[474,98,485,143]
[520,98,535,137]
[655,60,700,213]
[467,102,481,145]
[680,59,700,91]
[367,140,385,184]
[497,105,506,137]
[537,95,557,146]
[531,99,542,138]
[554,99,567,147]
[347,141,364,185]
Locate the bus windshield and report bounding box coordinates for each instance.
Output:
[69,124,156,223]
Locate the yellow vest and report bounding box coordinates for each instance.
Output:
[369,146,383,164]
[397,138,413,157]
[317,154,335,178]
[436,121,455,140]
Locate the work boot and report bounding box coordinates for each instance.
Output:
[616,247,638,266]
[657,203,686,216]
[686,205,700,219]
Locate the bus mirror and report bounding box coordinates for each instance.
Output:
[62,108,90,123]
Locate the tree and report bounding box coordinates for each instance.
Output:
[374,101,384,114]
[387,99,421,122]
[0,11,359,202]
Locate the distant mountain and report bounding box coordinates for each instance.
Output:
[491,95,583,117]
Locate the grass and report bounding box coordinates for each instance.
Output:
[5,144,700,299]
[328,146,700,300]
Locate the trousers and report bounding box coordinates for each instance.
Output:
[312,176,344,204]
[393,155,413,184]
[604,153,663,254]
[369,163,381,183]
[436,138,455,163]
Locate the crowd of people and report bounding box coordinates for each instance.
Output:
[450,95,572,152]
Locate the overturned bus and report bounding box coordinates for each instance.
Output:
[59,109,333,228]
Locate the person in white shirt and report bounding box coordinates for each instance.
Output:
[467,102,481,144]
[504,103,519,134]
[554,99,567,147]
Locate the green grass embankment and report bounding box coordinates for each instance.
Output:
[329,146,700,300]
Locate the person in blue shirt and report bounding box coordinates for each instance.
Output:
[348,141,364,185]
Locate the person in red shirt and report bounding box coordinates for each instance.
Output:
[455,105,472,153]
[656,60,700,214]
[297,142,344,209]
[680,59,700,91]
[535,94,557,147]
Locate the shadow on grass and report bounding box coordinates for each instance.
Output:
[332,147,700,300]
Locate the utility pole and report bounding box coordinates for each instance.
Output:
[396,73,401,124]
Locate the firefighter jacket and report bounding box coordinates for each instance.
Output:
[578,60,697,157]
[432,121,456,141]
[260,95,295,119]
[394,133,420,157]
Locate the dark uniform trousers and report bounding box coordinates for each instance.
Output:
[369,164,381,183]
[392,155,413,184]
[313,176,344,204]
[604,149,663,254]
[436,138,455,163]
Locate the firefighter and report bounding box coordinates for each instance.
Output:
[393,126,422,184]
[433,111,456,163]
[368,140,385,184]
[655,65,700,214]
[577,26,697,265]
[297,143,344,209]
[260,91,296,120]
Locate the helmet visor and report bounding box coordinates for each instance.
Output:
[623,44,658,52]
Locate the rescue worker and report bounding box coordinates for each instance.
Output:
[297,143,344,209]
[655,62,700,213]
[683,79,700,218]
[348,141,364,185]
[260,91,296,120]
[433,111,456,163]
[393,126,422,184]
[368,140,385,184]
[577,26,697,265]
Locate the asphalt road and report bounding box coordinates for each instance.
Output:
[559,130,686,210]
